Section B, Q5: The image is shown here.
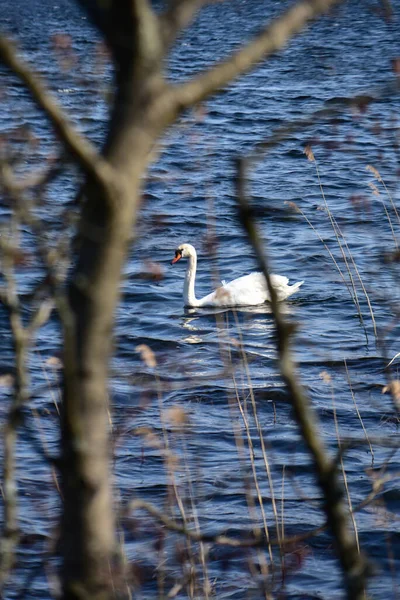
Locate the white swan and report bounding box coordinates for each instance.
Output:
[171,243,303,308]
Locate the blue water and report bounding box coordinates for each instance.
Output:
[1,0,400,598]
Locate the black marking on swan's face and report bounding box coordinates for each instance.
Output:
[171,248,183,264]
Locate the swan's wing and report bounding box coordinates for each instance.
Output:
[221,272,269,305]
[270,274,303,300]
[225,272,302,302]
[196,274,265,307]
[196,290,219,307]
[270,274,289,287]
[197,272,302,307]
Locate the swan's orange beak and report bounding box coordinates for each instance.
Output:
[171,251,182,265]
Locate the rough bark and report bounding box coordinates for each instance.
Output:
[59,2,173,593]
[60,110,162,600]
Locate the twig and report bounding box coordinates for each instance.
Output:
[175,0,344,108]
[366,165,400,239]
[235,157,370,600]
[160,0,209,49]
[285,202,357,307]
[387,352,400,367]
[128,499,263,548]
[329,213,377,338]
[232,311,282,556]
[0,229,54,590]
[0,36,115,192]
[328,375,361,556]
[343,359,374,464]
[127,465,397,554]
[231,372,274,561]
[305,147,366,330]
[0,246,26,589]
[0,162,70,590]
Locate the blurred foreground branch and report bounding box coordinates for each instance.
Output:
[127,460,397,554]
[235,158,370,600]
[0,234,53,591]
[175,0,344,108]
[0,161,63,591]
[160,0,210,49]
[0,36,115,192]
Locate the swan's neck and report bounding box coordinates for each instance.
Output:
[184,254,199,307]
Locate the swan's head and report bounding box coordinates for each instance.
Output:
[171,243,196,265]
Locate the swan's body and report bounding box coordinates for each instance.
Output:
[171,243,303,308]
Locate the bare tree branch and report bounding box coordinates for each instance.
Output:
[173,0,343,109]
[131,0,164,66]
[235,159,370,600]
[160,0,209,49]
[247,95,375,161]
[128,499,263,548]
[0,243,26,591]
[0,218,55,591]
[74,0,111,41]
[0,36,114,189]
[128,466,396,553]
[77,0,164,71]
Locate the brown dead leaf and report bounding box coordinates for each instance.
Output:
[304,145,315,162]
[45,356,63,369]
[382,381,400,402]
[319,371,331,383]
[136,344,157,368]
[164,406,189,429]
[0,374,14,387]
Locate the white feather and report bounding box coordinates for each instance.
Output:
[172,243,303,308]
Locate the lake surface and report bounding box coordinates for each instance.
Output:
[1,0,400,598]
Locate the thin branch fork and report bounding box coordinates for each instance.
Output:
[0,36,115,194]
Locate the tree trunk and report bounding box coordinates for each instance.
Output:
[61,129,155,598]
[59,3,168,586]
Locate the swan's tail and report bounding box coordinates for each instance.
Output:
[286,280,304,298]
